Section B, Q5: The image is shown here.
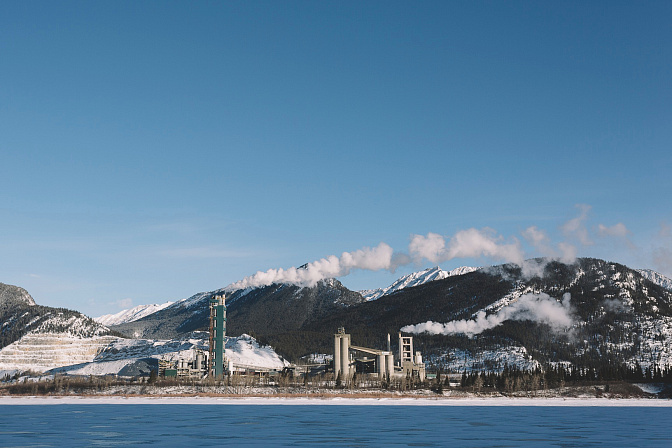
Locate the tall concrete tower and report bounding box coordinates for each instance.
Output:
[209,294,226,377]
[333,327,351,379]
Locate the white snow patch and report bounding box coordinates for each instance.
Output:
[45,333,288,377]
[638,269,672,291]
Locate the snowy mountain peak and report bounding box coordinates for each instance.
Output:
[637,269,672,291]
[0,282,36,307]
[359,266,480,301]
[95,302,175,326]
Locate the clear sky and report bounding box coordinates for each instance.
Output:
[1,1,671,316]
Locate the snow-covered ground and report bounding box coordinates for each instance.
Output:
[429,345,540,373]
[0,333,120,372]
[47,333,288,376]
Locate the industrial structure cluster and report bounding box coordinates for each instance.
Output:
[334,327,426,381]
[158,293,427,381]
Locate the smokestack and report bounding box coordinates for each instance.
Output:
[387,333,391,352]
[209,294,227,377]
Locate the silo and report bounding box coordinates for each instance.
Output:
[386,353,394,377]
[340,334,349,378]
[334,334,341,378]
[378,353,386,378]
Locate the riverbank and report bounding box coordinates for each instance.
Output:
[1,395,672,406]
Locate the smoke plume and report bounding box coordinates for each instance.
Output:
[226,204,639,291]
[400,292,573,337]
[228,242,395,290]
[598,223,629,238]
[562,204,593,246]
[409,228,524,266]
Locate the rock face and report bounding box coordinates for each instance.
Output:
[0,333,119,373]
[0,282,119,373]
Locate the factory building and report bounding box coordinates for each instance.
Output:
[159,349,209,378]
[399,332,426,381]
[333,328,425,380]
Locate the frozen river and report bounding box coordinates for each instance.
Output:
[1,398,671,447]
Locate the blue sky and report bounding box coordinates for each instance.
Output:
[1,1,671,316]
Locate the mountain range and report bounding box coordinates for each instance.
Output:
[98,258,672,372]
[2,258,672,376]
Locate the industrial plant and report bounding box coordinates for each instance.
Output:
[334,327,426,381]
[154,293,427,382]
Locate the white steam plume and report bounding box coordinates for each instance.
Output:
[562,204,593,246]
[401,292,573,337]
[227,205,637,291]
[409,228,524,266]
[522,226,555,258]
[598,223,629,238]
[653,222,672,275]
[228,242,395,290]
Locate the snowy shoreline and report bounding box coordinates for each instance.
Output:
[1,396,671,406]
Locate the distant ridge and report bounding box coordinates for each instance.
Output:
[638,269,672,291]
[359,266,480,301]
[95,302,175,326]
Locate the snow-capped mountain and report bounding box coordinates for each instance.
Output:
[100,267,479,333]
[0,282,36,309]
[0,283,119,373]
[0,282,116,372]
[638,269,672,291]
[95,301,175,326]
[359,266,480,301]
[108,278,364,342]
